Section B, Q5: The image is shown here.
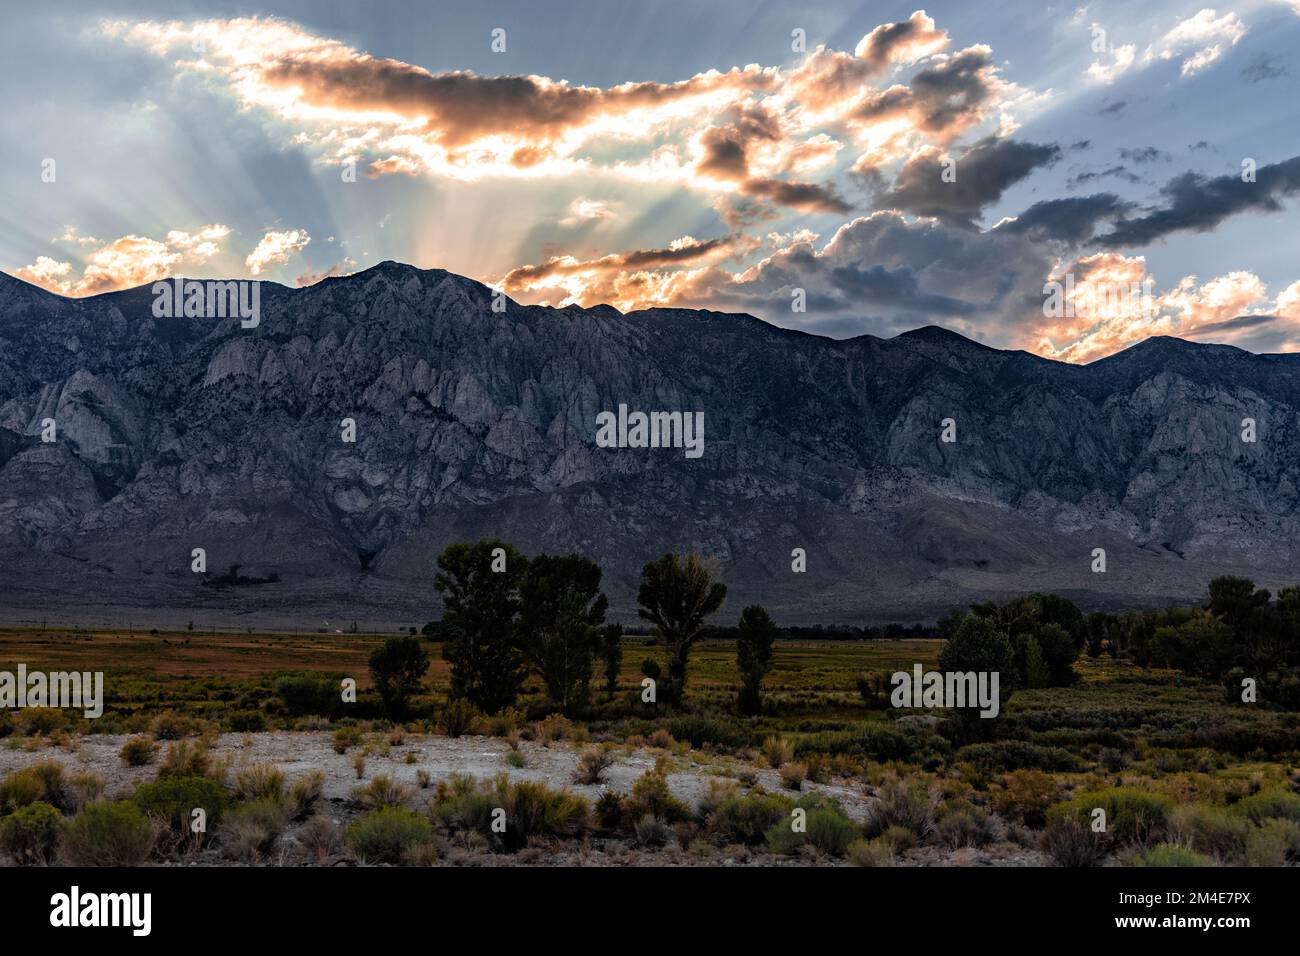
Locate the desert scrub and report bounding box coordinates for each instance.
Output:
[0,801,63,865]
[156,740,211,779]
[0,760,68,812]
[489,774,590,850]
[573,747,613,784]
[991,770,1061,827]
[625,760,690,823]
[955,741,1080,772]
[346,807,436,864]
[935,803,1000,849]
[296,813,342,862]
[220,799,290,861]
[765,796,859,857]
[352,774,414,809]
[761,735,794,767]
[67,772,105,812]
[1244,819,1300,866]
[119,736,160,767]
[1134,843,1212,867]
[847,837,895,867]
[1234,790,1300,826]
[1166,804,1250,862]
[439,699,479,738]
[60,802,156,866]
[132,775,230,840]
[332,725,362,754]
[233,763,285,803]
[779,762,807,791]
[1041,818,1109,867]
[352,753,366,779]
[1046,788,1172,845]
[505,749,527,768]
[287,771,325,820]
[865,780,940,840]
[707,788,792,846]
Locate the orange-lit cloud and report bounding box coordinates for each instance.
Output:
[15,225,230,296]
[245,228,311,276]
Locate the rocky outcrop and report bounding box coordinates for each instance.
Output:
[1,262,1298,627]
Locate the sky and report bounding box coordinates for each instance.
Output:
[2,0,1299,362]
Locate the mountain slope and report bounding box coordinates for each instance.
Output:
[1,261,1297,627]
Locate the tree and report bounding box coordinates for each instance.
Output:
[600,623,623,701]
[434,539,528,714]
[938,614,1015,682]
[636,552,727,706]
[1206,576,1270,630]
[735,605,777,715]
[368,635,430,718]
[517,554,609,715]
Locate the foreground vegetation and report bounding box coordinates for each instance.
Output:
[0,544,1296,867]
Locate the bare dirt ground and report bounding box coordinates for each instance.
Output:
[0,733,1048,866]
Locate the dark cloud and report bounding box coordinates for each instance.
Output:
[1242,54,1287,84]
[1069,165,1141,187]
[743,177,851,214]
[999,194,1132,243]
[874,136,1060,225]
[1099,100,1127,116]
[1118,147,1169,164]
[1099,155,1300,247]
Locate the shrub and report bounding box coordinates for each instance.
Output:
[151,711,203,740]
[352,754,366,779]
[992,770,1060,827]
[332,725,362,754]
[936,804,999,849]
[779,762,807,791]
[595,791,626,830]
[505,750,527,768]
[15,708,68,736]
[220,799,289,860]
[956,741,1080,772]
[1235,790,1300,826]
[1245,819,1300,866]
[632,814,672,847]
[761,736,794,768]
[0,761,67,812]
[795,723,921,762]
[666,713,747,749]
[1166,805,1249,862]
[346,807,436,863]
[1046,788,1171,845]
[1134,843,1212,867]
[847,837,895,867]
[276,675,343,718]
[1042,818,1110,867]
[439,699,480,738]
[288,771,325,820]
[0,801,62,865]
[625,761,690,823]
[234,764,285,803]
[60,802,156,866]
[133,775,229,834]
[157,740,211,779]
[490,775,590,850]
[765,799,858,857]
[120,737,160,767]
[574,747,613,785]
[351,774,413,810]
[707,789,792,845]
[866,780,939,839]
[67,772,105,812]
[297,813,342,862]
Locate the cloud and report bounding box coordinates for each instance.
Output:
[245,229,311,276]
[560,198,616,226]
[1146,9,1247,77]
[1087,40,1136,84]
[109,13,1028,214]
[873,136,1060,225]
[12,225,230,296]
[1031,252,1300,361]
[1098,155,1300,247]
[997,193,1132,242]
[296,257,357,287]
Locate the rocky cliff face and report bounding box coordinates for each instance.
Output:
[2,261,1298,628]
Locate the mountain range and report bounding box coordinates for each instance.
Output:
[2,260,1299,629]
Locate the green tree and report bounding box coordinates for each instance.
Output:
[434,539,529,714]
[938,614,1016,682]
[735,605,777,715]
[600,623,623,701]
[637,552,727,706]
[368,636,430,718]
[517,554,609,715]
